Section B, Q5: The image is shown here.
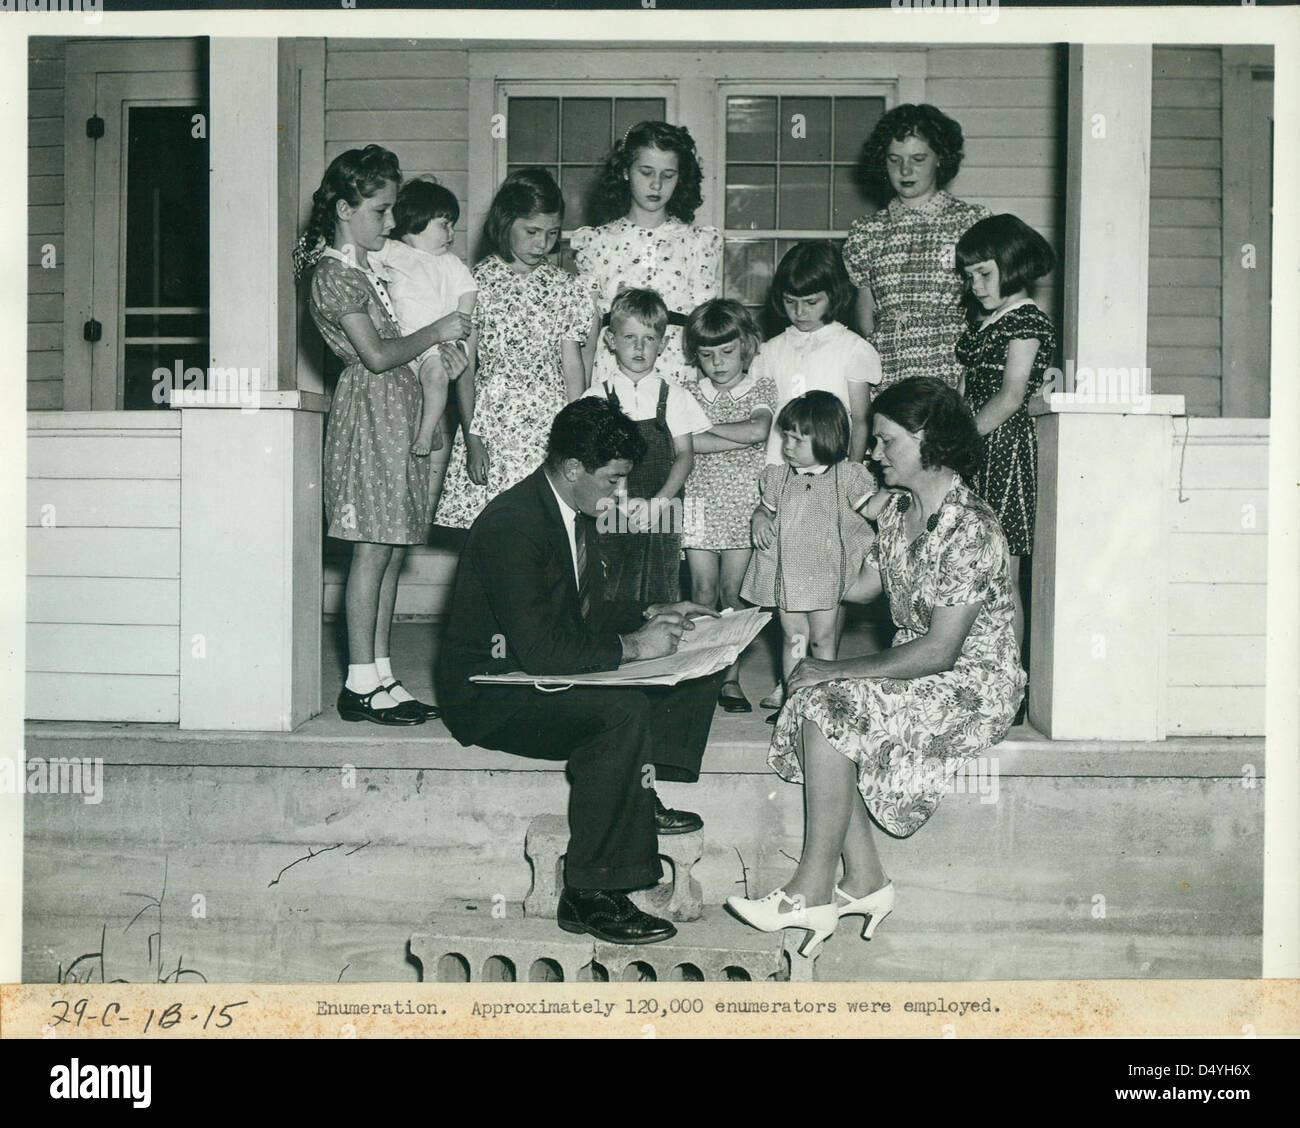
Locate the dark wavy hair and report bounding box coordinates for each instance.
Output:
[768,241,855,327]
[481,168,564,263]
[777,391,850,466]
[869,377,981,480]
[545,396,647,474]
[955,213,1056,301]
[859,104,967,204]
[682,299,762,367]
[391,177,459,238]
[294,145,401,279]
[588,121,705,225]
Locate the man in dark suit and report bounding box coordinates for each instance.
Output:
[437,398,725,945]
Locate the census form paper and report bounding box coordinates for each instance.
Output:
[470,607,771,688]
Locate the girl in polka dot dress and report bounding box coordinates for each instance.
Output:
[295,145,472,726]
[954,213,1057,647]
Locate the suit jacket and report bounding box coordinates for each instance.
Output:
[436,466,646,742]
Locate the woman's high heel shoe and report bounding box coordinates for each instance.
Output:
[834,880,895,940]
[725,889,839,957]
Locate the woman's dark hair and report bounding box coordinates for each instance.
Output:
[869,377,982,480]
[391,177,460,238]
[589,121,705,225]
[955,213,1056,299]
[768,241,854,327]
[859,104,967,203]
[682,299,762,367]
[777,391,850,466]
[546,397,647,473]
[294,145,401,279]
[482,168,564,263]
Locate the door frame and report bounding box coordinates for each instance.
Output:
[62,39,204,411]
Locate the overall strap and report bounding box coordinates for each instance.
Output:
[602,380,622,413]
[654,379,671,428]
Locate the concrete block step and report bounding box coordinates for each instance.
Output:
[410,902,798,983]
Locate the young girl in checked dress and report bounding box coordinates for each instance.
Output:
[681,299,778,713]
[742,392,881,723]
[436,168,597,529]
[954,213,1057,648]
[572,121,722,388]
[295,145,471,726]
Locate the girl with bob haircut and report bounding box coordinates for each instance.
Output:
[573,121,722,388]
[742,390,879,723]
[954,212,1057,656]
[728,377,1025,957]
[436,167,598,530]
[680,299,778,714]
[842,103,991,388]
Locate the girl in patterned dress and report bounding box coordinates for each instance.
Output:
[295,145,472,726]
[741,392,879,723]
[436,168,597,530]
[681,300,778,713]
[842,104,991,389]
[954,213,1057,648]
[572,121,722,388]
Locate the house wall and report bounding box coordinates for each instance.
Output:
[1149,46,1224,416]
[1165,418,1268,735]
[28,37,66,412]
[26,413,183,722]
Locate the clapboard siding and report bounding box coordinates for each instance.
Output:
[1165,420,1267,736]
[29,38,66,411]
[26,415,182,721]
[1148,47,1223,416]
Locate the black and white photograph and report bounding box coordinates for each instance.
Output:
[6,3,1297,1016]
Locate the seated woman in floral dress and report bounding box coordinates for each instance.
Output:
[727,377,1025,957]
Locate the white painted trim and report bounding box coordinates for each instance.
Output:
[64,39,202,76]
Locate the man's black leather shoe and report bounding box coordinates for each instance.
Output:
[653,792,703,835]
[557,887,677,945]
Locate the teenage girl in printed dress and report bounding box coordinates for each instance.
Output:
[573,121,722,388]
[295,145,471,726]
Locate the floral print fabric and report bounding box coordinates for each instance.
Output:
[768,475,1025,837]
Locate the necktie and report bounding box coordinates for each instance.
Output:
[574,514,592,620]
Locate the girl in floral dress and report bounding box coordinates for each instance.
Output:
[842,104,991,389]
[954,213,1057,649]
[681,299,778,713]
[727,378,1025,957]
[436,168,597,529]
[572,121,722,388]
[295,145,471,726]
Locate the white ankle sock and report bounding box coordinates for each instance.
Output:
[373,657,414,702]
[346,663,395,708]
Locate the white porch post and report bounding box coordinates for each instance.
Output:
[1030,45,1184,741]
[176,39,324,731]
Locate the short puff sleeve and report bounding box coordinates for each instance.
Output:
[689,226,724,306]
[841,216,873,289]
[839,459,878,506]
[561,273,598,344]
[934,508,1005,608]
[310,262,371,322]
[570,226,597,275]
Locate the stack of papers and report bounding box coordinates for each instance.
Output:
[470,606,771,689]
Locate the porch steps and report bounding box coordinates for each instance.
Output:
[410,901,800,983]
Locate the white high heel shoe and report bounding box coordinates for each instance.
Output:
[725,889,839,957]
[834,880,895,940]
